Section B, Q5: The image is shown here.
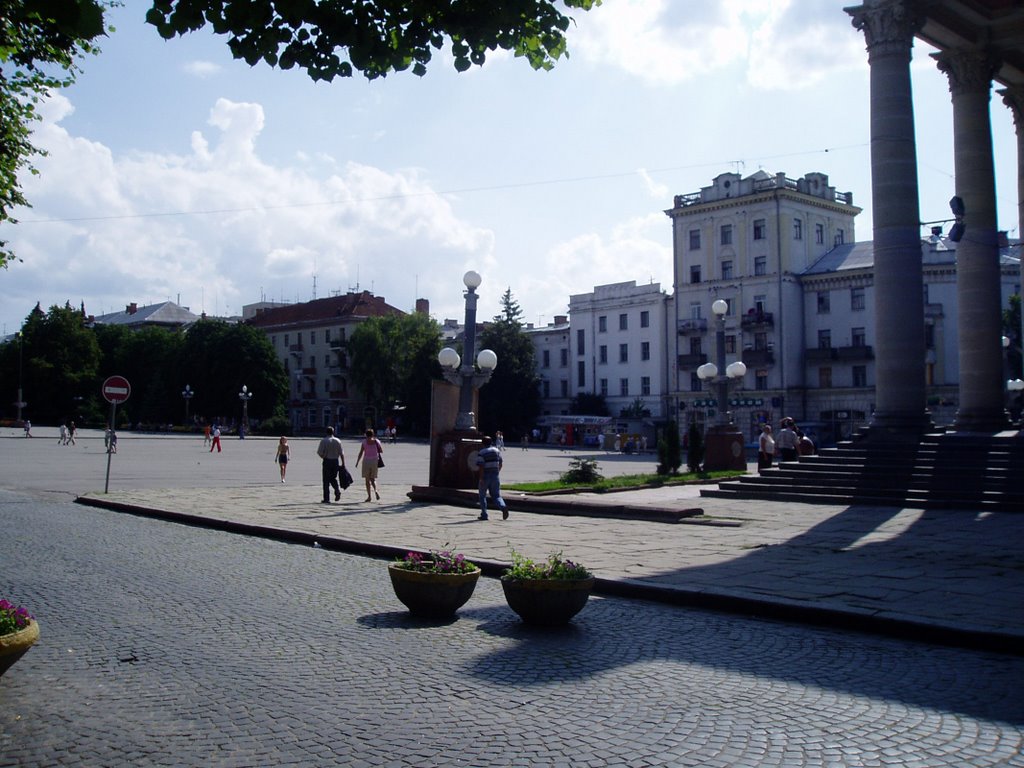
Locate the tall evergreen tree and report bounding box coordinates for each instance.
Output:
[478,289,541,439]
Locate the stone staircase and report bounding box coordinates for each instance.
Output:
[701,432,1024,511]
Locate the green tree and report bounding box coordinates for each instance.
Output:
[94,324,184,424]
[569,392,609,416]
[0,0,110,268]
[349,313,442,435]
[657,420,682,476]
[478,288,541,439]
[146,0,599,80]
[686,421,704,473]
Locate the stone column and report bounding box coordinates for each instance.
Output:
[934,49,1008,431]
[846,0,931,436]
[999,86,1024,383]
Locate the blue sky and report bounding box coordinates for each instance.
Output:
[2,0,1019,336]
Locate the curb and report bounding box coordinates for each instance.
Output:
[74,494,1023,657]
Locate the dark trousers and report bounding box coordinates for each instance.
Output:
[322,458,340,501]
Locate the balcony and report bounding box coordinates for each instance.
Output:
[925,303,944,318]
[677,353,708,368]
[329,338,346,350]
[740,310,774,329]
[678,318,707,334]
[806,347,838,363]
[302,367,317,375]
[836,345,874,361]
[329,390,348,399]
[742,348,776,366]
[289,343,304,353]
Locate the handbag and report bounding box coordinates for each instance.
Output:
[377,456,385,468]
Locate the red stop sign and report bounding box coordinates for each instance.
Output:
[102,375,131,404]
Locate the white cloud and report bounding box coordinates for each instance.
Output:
[183,60,222,78]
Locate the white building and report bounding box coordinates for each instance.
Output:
[524,315,571,414]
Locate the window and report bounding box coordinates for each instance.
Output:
[754,332,768,351]
[577,360,585,388]
[599,378,608,396]
[793,218,803,240]
[620,378,629,396]
[722,260,733,280]
[641,376,651,395]
[284,334,290,346]
[309,356,315,368]
[689,302,702,319]
[725,335,736,354]
[271,335,277,346]
[641,341,650,361]
[619,343,628,363]
[598,315,607,332]
[834,229,845,246]
[815,223,825,245]
[599,345,608,364]
[560,348,568,367]
[852,327,866,347]
[755,371,769,391]
[690,372,701,392]
[323,379,329,395]
[689,337,702,356]
[324,355,330,367]
[754,256,767,276]
[721,224,733,245]
[689,229,701,250]
[542,350,550,368]
[819,367,832,388]
[325,329,331,342]
[724,297,736,316]
[307,408,316,425]
[851,287,865,311]
[753,219,766,240]
[853,365,867,387]
[311,331,316,344]
[818,329,832,349]
[817,291,831,314]
[754,294,767,313]
[640,310,650,328]
[690,265,701,284]
[619,313,628,331]
[560,380,568,397]
[577,329,585,355]
[543,380,551,397]
[925,323,935,349]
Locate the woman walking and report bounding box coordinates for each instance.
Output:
[274,436,291,482]
[354,428,384,502]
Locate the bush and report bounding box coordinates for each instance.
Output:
[657,420,682,475]
[686,421,704,473]
[559,457,603,484]
[254,414,292,436]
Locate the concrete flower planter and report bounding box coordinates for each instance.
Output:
[0,620,40,678]
[388,564,482,619]
[500,577,595,626]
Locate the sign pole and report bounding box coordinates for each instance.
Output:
[104,401,117,494]
[101,375,131,494]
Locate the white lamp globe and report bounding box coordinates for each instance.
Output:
[438,347,461,368]
[711,299,729,317]
[477,348,498,370]
[463,270,482,290]
[726,361,747,379]
[697,362,718,380]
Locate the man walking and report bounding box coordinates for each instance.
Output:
[476,435,508,521]
[317,426,345,504]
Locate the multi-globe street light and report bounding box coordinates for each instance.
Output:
[181,384,194,425]
[696,298,747,471]
[238,385,253,438]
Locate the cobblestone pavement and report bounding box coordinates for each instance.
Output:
[2,493,1023,767]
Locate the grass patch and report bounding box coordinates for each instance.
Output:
[505,469,745,494]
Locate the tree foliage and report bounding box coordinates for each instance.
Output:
[0,0,110,268]
[349,312,442,434]
[478,288,540,439]
[656,419,682,476]
[569,392,608,416]
[145,0,600,81]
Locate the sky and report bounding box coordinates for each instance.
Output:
[1,0,1020,337]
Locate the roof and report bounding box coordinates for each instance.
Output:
[90,301,199,328]
[802,236,1021,276]
[246,291,405,329]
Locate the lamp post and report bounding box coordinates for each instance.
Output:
[181,384,194,425]
[1005,335,1024,426]
[437,270,498,431]
[15,331,25,424]
[238,385,253,438]
[433,270,499,488]
[696,299,747,471]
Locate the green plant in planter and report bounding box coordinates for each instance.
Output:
[559,458,603,485]
[504,549,591,580]
[0,599,33,636]
[392,546,478,574]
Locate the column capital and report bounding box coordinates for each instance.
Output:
[933,49,1001,97]
[845,0,925,60]
[998,86,1024,131]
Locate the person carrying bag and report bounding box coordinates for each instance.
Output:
[355,428,384,502]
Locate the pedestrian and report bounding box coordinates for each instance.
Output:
[495,430,505,451]
[598,432,606,452]
[203,423,211,446]
[797,427,816,456]
[476,434,508,521]
[521,432,529,450]
[316,427,344,503]
[58,423,68,445]
[354,428,383,502]
[614,433,622,453]
[275,436,290,483]
[209,424,221,453]
[22,420,32,438]
[107,428,117,454]
[68,421,76,446]
[776,418,799,462]
[758,424,775,471]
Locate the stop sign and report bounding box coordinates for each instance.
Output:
[102,375,131,404]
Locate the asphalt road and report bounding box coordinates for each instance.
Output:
[2,430,1023,766]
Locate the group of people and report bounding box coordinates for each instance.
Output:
[57,421,77,446]
[310,428,385,504]
[758,417,815,471]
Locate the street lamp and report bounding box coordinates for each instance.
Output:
[437,270,498,432]
[181,384,194,425]
[696,298,747,470]
[15,331,25,424]
[238,384,253,438]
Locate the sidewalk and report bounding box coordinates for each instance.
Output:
[77,481,1024,655]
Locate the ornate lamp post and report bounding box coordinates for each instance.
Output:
[696,299,748,471]
[432,270,498,487]
[181,384,194,425]
[238,384,253,438]
[14,331,25,424]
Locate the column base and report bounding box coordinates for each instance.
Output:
[953,408,1013,433]
[431,430,485,489]
[703,426,746,472]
